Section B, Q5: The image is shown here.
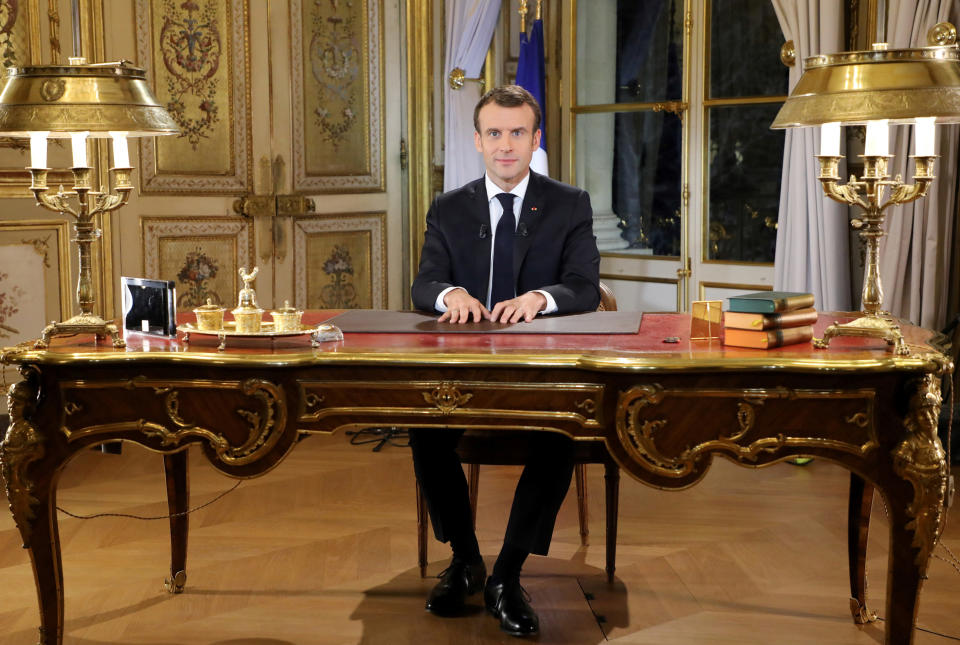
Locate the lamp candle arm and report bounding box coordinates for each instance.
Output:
[27,165,137,349]
[816,156,868,209]
[885,156,938,207]
[28,170,78,217]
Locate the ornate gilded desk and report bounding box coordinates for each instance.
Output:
[0,312,951,645]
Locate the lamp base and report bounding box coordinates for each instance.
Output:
[813,314,908,355]
[34,313,126,349]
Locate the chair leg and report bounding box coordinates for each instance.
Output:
[416,481,428,578]
[604,460,620,584]
[575,463,589,546]
[467,463,480,528]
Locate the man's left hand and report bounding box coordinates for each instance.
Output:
[488,291,547,323]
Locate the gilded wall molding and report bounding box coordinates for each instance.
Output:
[141,216,254,305]
[289,0,384,193]
[135,0,252,194]
[292,212,387,309]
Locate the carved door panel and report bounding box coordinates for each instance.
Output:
[265,0,400,310]
[103,0,403,324]
[104,0,263,314]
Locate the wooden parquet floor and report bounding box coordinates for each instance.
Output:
[0,434,958,644]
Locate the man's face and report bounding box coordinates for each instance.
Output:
[474,102,541,192]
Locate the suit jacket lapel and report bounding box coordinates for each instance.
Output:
[513,171,543,282]
[468,179,492,291]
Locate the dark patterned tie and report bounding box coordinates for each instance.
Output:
[490,192,516,307]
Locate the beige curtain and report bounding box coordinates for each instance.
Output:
[771,0,849,312]
[879,0,958,329]
[443,0,503,191]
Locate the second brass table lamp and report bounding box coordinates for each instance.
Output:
[771,37,960,354]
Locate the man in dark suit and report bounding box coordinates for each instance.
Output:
[410,85,600,637]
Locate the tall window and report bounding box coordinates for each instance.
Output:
[706,0,788,262]
[570,0,789,278]
[612,1,684,255]
[574,0,684,257]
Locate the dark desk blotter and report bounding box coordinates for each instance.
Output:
[328,310,642,334]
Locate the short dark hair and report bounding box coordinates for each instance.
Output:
[473,85,542,133]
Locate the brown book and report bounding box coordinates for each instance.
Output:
[722,325,814,349]
[724,307,818,331]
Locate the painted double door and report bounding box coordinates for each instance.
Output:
[0,0,405,379]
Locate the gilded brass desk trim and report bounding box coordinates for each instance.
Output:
[298,380,605,429]
[57,377,287,467]
[615,384,878,480]
[0,345,946,374]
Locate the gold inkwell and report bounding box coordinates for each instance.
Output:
[270,300,303,332]
[192,299,225,331]
[231,267,264,333]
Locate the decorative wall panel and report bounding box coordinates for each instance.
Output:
[294,213,385,309]
[136,0,251,193]
[290,0,384,193]
[0,220,69,354]
[141,216,253,309]
[0,1,59,197]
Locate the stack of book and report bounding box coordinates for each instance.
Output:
[722,291,817,349]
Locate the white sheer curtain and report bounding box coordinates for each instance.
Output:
[879,0,957,329]
[443,0,502,191]
[771,1,848,312]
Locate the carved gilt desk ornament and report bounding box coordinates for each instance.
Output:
[181,266,342,350]
[0,58,179,348]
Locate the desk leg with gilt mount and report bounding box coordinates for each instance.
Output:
[608,367,949,645]
[164,450,189,594]
[884,372,949,645]
[2,367,62,645]
[1,363,297,645]
[848,473,877,624]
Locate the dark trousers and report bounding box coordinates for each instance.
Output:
[409,428,576,556]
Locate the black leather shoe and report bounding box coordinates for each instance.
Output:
[425,558,486,616]
[484,577,539,637]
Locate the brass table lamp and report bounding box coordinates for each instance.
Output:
[0,58,177,348]
[771,34,960,354]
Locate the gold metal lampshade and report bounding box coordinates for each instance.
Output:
[0,58,178,137]
[771,45,960,128]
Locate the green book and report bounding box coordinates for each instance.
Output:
[726,291,815,314]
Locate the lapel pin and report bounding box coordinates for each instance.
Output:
[530,206,538,212]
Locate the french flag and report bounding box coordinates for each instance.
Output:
[516,17,548,176]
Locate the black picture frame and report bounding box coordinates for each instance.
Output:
[121,276,177,337]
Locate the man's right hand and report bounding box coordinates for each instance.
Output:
[438,288,489,323]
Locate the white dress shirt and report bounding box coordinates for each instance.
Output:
[435,173,558,314]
